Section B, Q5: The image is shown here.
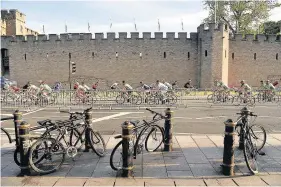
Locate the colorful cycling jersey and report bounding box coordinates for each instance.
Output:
[157,83,168,91]
[241,83,251,92]
[77,85,86,92]
[82,84,90,91]
[29,84,40,93]
[124,84,133,90]
[216,81,229,90]
[40,84,52,93]
[111,83,118,89]
[266,83,275,90]
[164,82,172,89]
[142,84,150,90]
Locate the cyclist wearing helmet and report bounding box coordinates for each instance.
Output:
[259,80,266,90]
[240,80,251,96]
[39,80,52,97]
[111,82,118,90]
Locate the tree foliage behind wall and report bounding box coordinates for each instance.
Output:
[264,20,281,34]
[203,0,281,34]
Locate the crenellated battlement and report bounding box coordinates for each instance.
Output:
[1,32,200,42]
[231,33,280,42]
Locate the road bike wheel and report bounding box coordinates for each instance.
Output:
[14,147,21,166]
[272,95,280,103]
[110,141,123,171]
[145,125,164,152]
[29,138,65,175]
[243,138,259,174]
[207,94,213,103]
[116,95,125,104]
[131,95,142,105]
[89,129,106,157]
[249,125,266,151]
[167,95,177,105]
[147,95,157,105]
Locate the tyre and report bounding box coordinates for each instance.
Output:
[110,141,123,171]
[167,95,177,105]
[13,147,20,166]
[116,95,125,104]
[89,129,106,157]
[147,95,157,105]
[207,94,213,103]
[249,125,266,151]
[131,95,142,105]
[29,138,65,175]
[243,138,259,174]
[145,125,164,152]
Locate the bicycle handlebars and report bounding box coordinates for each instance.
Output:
[1,116,14,121]
[146,108,167,119]
[236,112,257,117]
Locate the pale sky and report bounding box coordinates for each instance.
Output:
[1,0,281,36]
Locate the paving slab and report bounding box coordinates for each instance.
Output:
[115,178,144,186]
[164,156,191,171]
[54,177,87,186]
[189,163,219,177]
[145,178,175,186]
[1,177,28,186]
[91,162,117,178]
[260,175,281,186]
[233,176,269,186]
[167,170,193,178]
[207,135,224,147]
[1,162,21,177]
[174,178,206,186]
[66,161,98,177]
[143,165,167,178]
[23,176,60,186]
[182,148,209,164]
[84,177,115,186]
[217,178,238,186]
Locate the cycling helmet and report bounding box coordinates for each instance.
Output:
[240,80,245,84]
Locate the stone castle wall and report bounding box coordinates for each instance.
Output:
[1,23,281,88]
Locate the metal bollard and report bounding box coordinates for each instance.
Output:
[18,121,31,175]
[13,110,22,146]
[164,108,173,152]
[222,119,235,176]
[84,109,92,152]
[121,121,134,177]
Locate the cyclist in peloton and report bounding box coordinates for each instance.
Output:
[172,81,179,89]
[122,81,133,102]
[156,80,168,102]
[110,82,119,90]
[92,81,99,90]
[140,81,150,91]
[184,79,192,88]
[239,80,252,101]
[162,79,173,90]
[39,80,52,98]
[265,80,275,98]
[53,82,62,91]
[26,81,40,97]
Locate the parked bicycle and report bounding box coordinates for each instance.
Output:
[234,107,266,174]
[110,108,166,171]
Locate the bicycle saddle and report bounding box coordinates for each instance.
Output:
[37,119,52,126]
[130,120,140,126]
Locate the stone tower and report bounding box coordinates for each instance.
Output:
[197,23,230,88]
[1,9,26,35]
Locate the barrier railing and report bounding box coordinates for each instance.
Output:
[1,88,280,108]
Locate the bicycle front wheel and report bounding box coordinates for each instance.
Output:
[110,141,123,171]
[249,125,266,151]
[145,125,164,152]
[243,138,259,174]
[29,138,65,175]
[89,129,106,157]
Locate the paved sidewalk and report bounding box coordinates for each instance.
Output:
[1,133,281,186]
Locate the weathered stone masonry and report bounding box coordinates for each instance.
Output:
[1,23,280,88]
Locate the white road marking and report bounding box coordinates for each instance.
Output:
[195,117,216,120]
[23,108,45,116]
[1,114,13,116]
[54,111,144,114]
[174,117,193,119]
[31,116,70,119]
[91,112,133,123]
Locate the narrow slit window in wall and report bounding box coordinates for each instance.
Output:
[225,50,226,58]
[24,53,26,61]
[232,53,234,59]
[69,53,71,59]
[164,52,166,58]
[205,50,207,57]
[188,52,190,60]
[92,52,95,58]
[276,53,279,60]
[254,53,256,60]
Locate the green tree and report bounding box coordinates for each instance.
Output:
[203,0,281,34]
[263,20,281,34]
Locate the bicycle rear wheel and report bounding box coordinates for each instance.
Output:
[145,125,164,152]
[110,141,123,171]
[249,125,266,151]
[89,129,106,157]
[116,95,125,104]
[29,138,65,175]
[243,138,259,174]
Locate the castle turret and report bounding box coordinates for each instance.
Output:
[197,23,230,87]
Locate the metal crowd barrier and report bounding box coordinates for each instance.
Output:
[1,88,280,109]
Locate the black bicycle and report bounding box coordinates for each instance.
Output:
[28,107,106,174]
[235,107,266,174]
[110,108,166,171]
